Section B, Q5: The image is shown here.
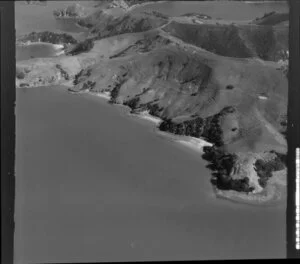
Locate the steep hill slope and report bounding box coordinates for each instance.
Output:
[163,21,288,61]
[251,12,289,26]
[77,9,169,39]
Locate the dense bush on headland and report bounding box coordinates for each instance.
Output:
[254,152,286,187]
[17,31,78,45]
[65,39,94,56]
[53,3,86,18]
[202,146,255,193]
[159,106,236,147]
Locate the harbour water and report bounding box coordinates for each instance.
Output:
[132,0,288,20]
[16,42,63,61]
[15,87,286,262]
[14,1,287,262]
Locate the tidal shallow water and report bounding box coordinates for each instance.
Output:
[15,87,286,263]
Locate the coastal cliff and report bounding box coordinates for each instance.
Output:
[16,3,288,204]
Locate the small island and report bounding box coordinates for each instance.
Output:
[53,3,87,19]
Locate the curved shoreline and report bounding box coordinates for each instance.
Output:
[15,62,287,205]
[65,90,286,206]
[214,182,285,206]
[16,4,287,205]
[16,80,287,206]
[17,41,65,50]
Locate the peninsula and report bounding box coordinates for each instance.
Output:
[16,1,288,204]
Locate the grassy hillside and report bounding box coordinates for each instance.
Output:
[70,43,287,149]
[17,1,288,199]
[77,9,168,39]
[251,12,289,26]
[163,21,288,61]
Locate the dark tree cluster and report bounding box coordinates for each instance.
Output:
[204,106,236,146]
[109,46,134,59]
[55,64,70,80]
[158,107,234,146]
[141,103,164,117]
[18,31,77,45]
[272,151,286,165]
[73,70,84,85]
[109,84,121,104]
[16,71,25,79]
[123,96,163,116]
[76,20,94,29]
[226,84,234,90]
[202,146,237,174]
[53,3,85,18]
[66,39,94,56]
[202,116,222,146]
[159,117,205,137]
[19,83,29,88]
[229,177,254,193]
[158,104,260,193]
[202,146,254,193]
[123,97,140,110]
[73,68,92,86]
[254,153,286,188]
[109,78,127,104]
[80,80,96,91]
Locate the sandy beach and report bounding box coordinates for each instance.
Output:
[176,137,213,153]
[81,91,213,155]
[215,182,286,206]
[17,41,65,50]
[130,110,162,125]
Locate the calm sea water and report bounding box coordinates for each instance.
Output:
[16,43,59,61]
[15,87,285,263]
[15,1,90,61]
[15,1,92,37]
[15,1,287,263]
[133,1,288,20]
